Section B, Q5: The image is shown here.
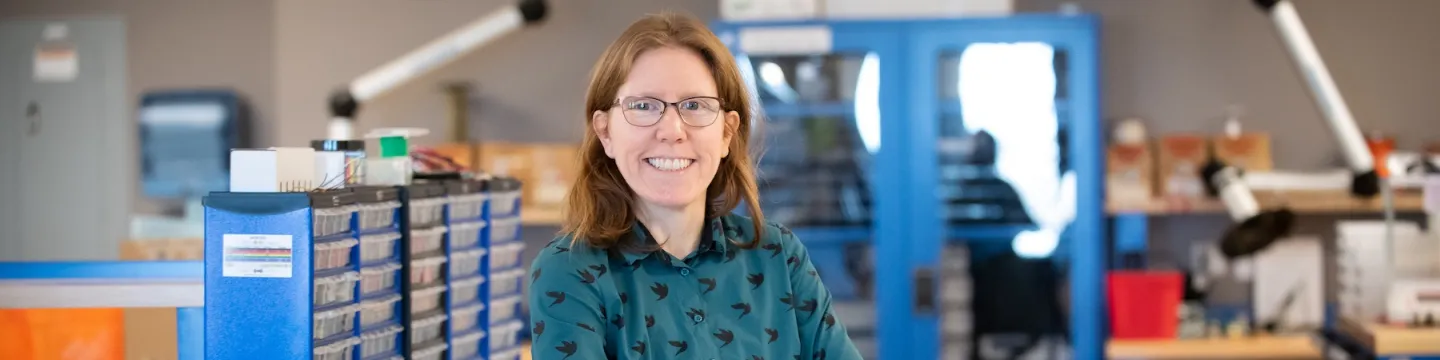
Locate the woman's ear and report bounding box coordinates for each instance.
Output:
[593,110,615,158]
[722,110,740,158]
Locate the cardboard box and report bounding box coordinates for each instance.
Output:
[1156,134,1209,198]
[476,142,581,214]
[1213,133,1273,171]
[1106,143,1154,207]
[118,238,199,360]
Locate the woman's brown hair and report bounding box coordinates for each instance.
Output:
[562,12,765,249]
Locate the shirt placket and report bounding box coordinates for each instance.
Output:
[668,255,721,359]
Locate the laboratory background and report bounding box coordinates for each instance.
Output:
[2,0,1440,359]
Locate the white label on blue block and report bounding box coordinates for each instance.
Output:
[222,234,295,278]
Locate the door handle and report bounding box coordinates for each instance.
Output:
[25,101,40,137]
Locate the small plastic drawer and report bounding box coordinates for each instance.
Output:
[489,320,525,352]
[313,303,360,340]
[312,336,359,360]
[359,294,402,328]
[450,248,487,279]
[359,262,402,296]
[409,197,447,228]
[410,255,447,286]
[489,268,526,297]
[489,216,521,243]
[491,190,521,217]
[314,238,359,272]
[357,201,401,231]
[358,232,401,263]
[450,276,486,308]
[448,193,488,221]
[489,242,524,271]
[488,347,523,360]
[357,325,403,359]
[411,342,448,360]
[450,330,486,360]
[410,313,449,345]
[450,303,486,333]
[447,221,486,250]
[409,226,447,255]
[488,295,522,325]
[314,271,360,307]
[313,205,356,238]
[410,285,447,315]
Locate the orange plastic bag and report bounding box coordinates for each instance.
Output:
[0,308,125,360]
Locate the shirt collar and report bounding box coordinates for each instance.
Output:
[619,216,728,265]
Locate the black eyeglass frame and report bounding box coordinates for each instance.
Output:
[610,95,726,127]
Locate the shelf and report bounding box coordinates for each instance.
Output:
[1107,190,1425,215]
[1106,335,1321,359]
[1337,318,1440,357]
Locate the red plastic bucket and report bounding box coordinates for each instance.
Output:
[1107,271,1182,339]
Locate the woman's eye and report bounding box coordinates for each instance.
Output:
[628,102,652,111]
[680,101,702,111]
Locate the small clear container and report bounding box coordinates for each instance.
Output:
[409,197,446,228]
[489,268,525,298]
[489,216,521,243]
[359,294,402,327]
[488,295,522,325]
[490,190,521,217]
[488,347,523,360]
[314,238,359,272]
[450,330,486,359]
[313,303,360,340]
[410,314,449,345]
[488,320,524,352]
[409,255,447,286]
[450,248,487,279]
[312,336,359,360]
[448,193,488,221]
[447,221,487,250]
[358,232,401,263]
[450,276,486,307]
[411,342,448,360]
[358,201,401,231]
[450,303,485,333]
[409,226,447,255]
[359,262,402,296]
[489,242,524,271]
[313,205,356,238]
[313,271,360,307]
[410,285,447,315]
[358,325,403,359]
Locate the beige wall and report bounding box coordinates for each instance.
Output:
[7,0,1435,167]
[272,0,718,148]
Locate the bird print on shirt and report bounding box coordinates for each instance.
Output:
[698,277,717,294]
[747,273,765,289]
[731,302,752,318]
[650,282,669,300]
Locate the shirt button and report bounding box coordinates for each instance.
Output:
[679,268,690,276]
[693,314,704,323]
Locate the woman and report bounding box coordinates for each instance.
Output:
[528,12,862,360]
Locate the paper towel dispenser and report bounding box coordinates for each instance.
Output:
[138,90,248,198]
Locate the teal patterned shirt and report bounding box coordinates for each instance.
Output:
[527,212,862,360]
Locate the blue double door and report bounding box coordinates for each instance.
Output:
[714,15,1104,360]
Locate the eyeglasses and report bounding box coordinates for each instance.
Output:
[612,96,723,127]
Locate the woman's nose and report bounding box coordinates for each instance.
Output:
[655,108,687,143]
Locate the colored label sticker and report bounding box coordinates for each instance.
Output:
[222,234,294,278]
